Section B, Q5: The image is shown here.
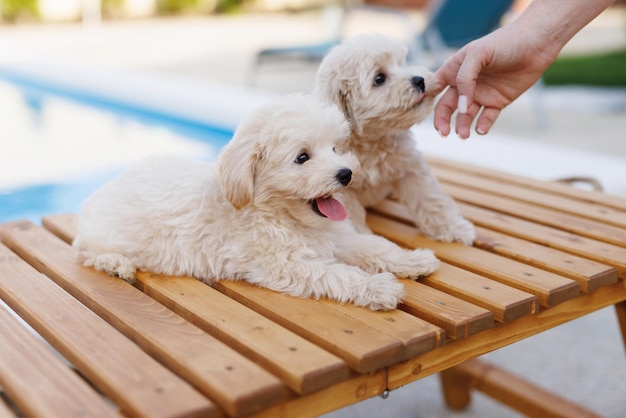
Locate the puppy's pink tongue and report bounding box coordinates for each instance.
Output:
[316,196,347,221]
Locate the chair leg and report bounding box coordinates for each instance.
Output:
[615,300,626,353]
[440,359,601,418]
[439,360,482,410]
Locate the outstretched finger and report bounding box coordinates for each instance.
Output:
[435,49,466,88]
[475,107,502,135]
[455,100,482,139]
[454,43,488,114]
[433,86,458,137]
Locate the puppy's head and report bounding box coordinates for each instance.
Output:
[314,34,439,135]
[218,94,360,222]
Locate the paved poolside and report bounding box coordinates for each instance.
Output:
[1,5,625,418]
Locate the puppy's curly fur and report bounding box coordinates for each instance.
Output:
[315,34,475,245]
[73,94,440,310]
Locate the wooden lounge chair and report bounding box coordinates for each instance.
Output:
[0,156,625,417]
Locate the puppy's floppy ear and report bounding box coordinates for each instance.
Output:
[316,65,360,134]
[337,81,361,135]
[339,88,352,124]
[217,125,264,210]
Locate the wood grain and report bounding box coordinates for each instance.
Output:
[214,280,405,373]
[0,221,285,417]
[368,213,580,307]
[0,303,121,418]
[0,243,212,418]
[137,272,349,395]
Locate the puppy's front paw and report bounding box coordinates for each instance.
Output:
[393,249,440,280]
[450,218,476,246]
[423,217,476,246]
[355,273,405,311]
[87,253,137,284]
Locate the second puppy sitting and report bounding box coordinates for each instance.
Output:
[73,95,439,310]
[315,34,475,245]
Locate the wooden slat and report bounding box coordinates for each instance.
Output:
[0,243,213,418]
[368,213,579,308]
[426,155,626,211]
[250,285,626,418]
[371,200,618,290]
[0,304,120,418]
[400,281,494,340]
[42,212,76,244]
[43,215,450,368]
[47,213,353,393]
[431,165,626,228]
[420,263,537,323]
[318,296,445,358]
[214,280,406,373]
[443,183,626,247]
[0,221,286,418]
[248,369,388,418]
[43,213,446,372]
[458,203,626,278]
[136,272,350,395]
[473,226,618,292]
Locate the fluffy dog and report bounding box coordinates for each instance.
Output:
[73,94,439,310]
[314,34,475,245]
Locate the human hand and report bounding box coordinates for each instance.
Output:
[432,25,558,139]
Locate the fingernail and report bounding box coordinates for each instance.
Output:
[458,95,468,114]
[437,129,447,138]
[476,128,486,135]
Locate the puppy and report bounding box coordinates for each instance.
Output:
[73,94,439,310]
[314,34,475,245]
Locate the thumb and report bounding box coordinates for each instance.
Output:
[431,71,447,97]
[434,50,465,90]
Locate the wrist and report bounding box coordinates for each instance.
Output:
[514,0,614,58]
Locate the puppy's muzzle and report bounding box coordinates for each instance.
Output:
[412,76,425,92]
[336,168,353,186]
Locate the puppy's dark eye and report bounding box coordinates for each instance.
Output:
[332,146,336,153]
[295,152,309,164]
[373,73,386,87]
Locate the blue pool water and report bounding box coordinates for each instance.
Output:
[0,75,234,224]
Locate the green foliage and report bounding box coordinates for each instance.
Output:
[543,48,626,87]
[157,0,244,14]
[101,0,124,17]
[158,0,201,13]
[216,0,246,13]
[0,0,245,21]
[1,0,38,21]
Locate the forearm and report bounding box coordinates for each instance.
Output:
[514,0,615,54]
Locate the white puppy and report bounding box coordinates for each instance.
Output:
[314,34,475,245]
[73,94,439,310]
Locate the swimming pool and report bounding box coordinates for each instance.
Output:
[0,73,237,224]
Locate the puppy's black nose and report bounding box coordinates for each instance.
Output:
[336,168,352,186]
[412,76,425,91]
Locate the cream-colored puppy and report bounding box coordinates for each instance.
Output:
[73,94,439,310]
[315,34,475,245]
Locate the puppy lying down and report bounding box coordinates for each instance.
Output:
[73,94,439,310]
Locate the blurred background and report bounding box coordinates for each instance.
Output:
[1,0,625,214]
[1,1,626,417]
